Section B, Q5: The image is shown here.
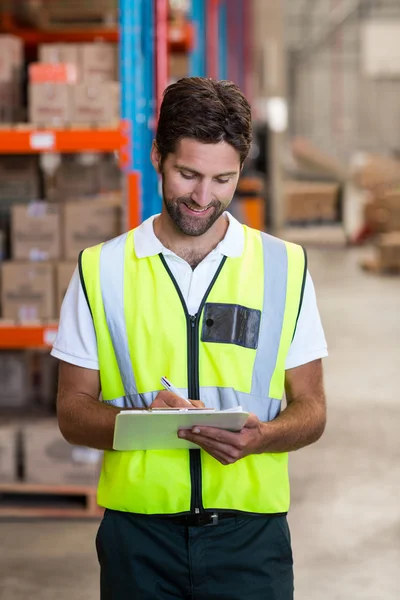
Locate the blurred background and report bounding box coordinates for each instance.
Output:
[0,1,399,599]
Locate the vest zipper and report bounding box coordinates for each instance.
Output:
[159,254,227,515]
[188,313,202,514]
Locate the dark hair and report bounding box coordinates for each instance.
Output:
[156,77,252,165]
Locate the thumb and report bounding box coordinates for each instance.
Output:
[244,413,260,429]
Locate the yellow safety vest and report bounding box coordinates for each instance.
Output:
[80,225,306,516]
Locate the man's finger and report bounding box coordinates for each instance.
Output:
[151,390,191,408]
[184,426,245,449]
[179,430,242,461]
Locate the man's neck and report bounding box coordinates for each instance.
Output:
[153,212,229,269]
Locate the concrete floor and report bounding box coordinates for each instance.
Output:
[1,247,399,600]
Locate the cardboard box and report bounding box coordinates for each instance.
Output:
[1,262,54,321]
[22,419,102,486]
[11,202,61,261]
[28,351,59,410]
[365,192,400,233]
[39,43,80,67]
[0,35,23,121]
[19,0,118,27]
[377,232,400,269]
[352,153,400,191]
[0,156,40,203]
[169,54,189,80]
[29,63,78,84]
[47,157,100,201]
[81,43,118,82]
[0,35,23,82]
[71,82,120,124]
[56,262,76,313]
[98,155,122,192]
[0,423,19,482]
[29,83,72,125]
[284,181,339,223]
[64,200,121,260]
[0,352,30,408]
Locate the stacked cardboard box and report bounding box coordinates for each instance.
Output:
[0,423,19,482]
[364,190,400,234]
[0,156,40,204]
[377,233,400,270]
[169,54,189,82]
[284,181,339,224]
[0,197,121,320]
[29,42,119,126]
[0,35,23,123]
[22,419,102,486]
[0,352,31,408]
[16,0,118,28]
[44,155,121,202]
[1,261,55,321]
[11,202,62,261]
[352,153,400,191]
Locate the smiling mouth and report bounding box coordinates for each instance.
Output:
[182,203,212,214]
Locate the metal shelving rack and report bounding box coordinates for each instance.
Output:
[0,1,249,517]
[0,0,249,350]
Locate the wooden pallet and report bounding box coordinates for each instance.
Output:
[0,483,103,519]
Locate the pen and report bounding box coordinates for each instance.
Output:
[160,376,192,405]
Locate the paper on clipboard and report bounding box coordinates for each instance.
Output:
[113,406,249,451]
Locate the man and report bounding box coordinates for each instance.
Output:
[53,77,327,600]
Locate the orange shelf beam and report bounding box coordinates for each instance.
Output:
[0,20,194,51]
[0,324,58,349]
[0,128,122,153]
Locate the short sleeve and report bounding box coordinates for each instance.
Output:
[285,271,328,370]
[51,267,99,370]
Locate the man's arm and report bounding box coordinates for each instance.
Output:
[57,361,118,450]
[57,361,205,450]
[178,359,326,464]
[262,358,326,452]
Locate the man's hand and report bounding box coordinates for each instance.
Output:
[178,413,265,465]
[151,391,205,410]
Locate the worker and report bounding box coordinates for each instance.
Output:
[52,77,328,600]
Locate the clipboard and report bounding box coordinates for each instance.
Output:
[113,408,250,451]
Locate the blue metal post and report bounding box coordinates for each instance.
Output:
[218,1,228,80]
[237,0,245,92]
[120,0,160,224]
[142,0,161,220]
[190,0,206,76]
[120,0,145,223]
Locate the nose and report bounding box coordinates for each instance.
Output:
[191,180,212,208]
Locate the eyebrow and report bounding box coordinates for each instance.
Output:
[174,164,238,178]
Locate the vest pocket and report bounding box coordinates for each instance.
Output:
[201,303,261,349]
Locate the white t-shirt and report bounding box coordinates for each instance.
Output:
[51,213,328,370]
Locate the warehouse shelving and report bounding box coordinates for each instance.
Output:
[0,127,123,154]
[0,0,249,518]
[0,12,194,51]
[0,324,58,350]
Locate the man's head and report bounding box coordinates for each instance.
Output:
[151,77,252,237]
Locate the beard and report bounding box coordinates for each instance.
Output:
[162,183,225,237]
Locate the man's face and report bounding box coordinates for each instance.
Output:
[151,138,241,236]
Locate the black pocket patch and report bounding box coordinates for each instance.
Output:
[201,303,261,349]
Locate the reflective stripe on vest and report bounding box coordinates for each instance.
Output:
[80,225,306,515]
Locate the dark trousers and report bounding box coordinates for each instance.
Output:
[96,509,294,600]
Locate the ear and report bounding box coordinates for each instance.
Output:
[150,141,162,174]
